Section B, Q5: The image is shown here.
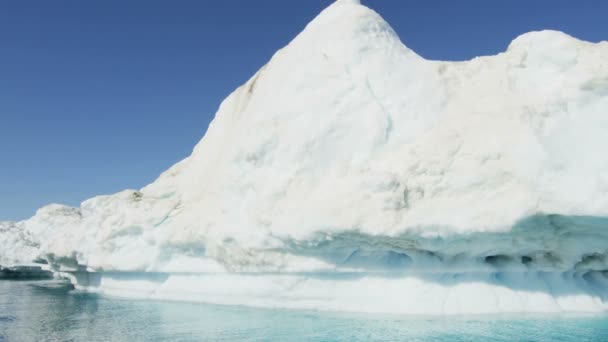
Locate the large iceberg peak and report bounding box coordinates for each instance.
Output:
[334,0,361,5]
[283,0,414,61]
[163,0,434,206]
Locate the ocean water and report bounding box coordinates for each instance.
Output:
[1,280,608,341]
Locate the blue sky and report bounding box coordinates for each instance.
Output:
[1,0,607,220]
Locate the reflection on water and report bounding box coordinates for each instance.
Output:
[1,280,608,341]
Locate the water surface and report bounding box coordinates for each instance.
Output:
[1,280,607,341]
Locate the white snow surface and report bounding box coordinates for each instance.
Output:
[2,0,608,314]
[0,221,39,266]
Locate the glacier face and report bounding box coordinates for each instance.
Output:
[2,0,608,314]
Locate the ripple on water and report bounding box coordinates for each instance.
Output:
[1,280,608,341]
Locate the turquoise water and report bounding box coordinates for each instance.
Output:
[1,280,608,341]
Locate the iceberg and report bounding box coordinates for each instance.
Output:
[2,0,608,314]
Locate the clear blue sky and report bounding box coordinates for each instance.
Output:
[1,0,607,220]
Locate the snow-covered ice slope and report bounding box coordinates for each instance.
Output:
[2,0,608,314]
[0,221,39,267]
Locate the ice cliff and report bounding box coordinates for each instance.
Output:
[2,0,608,314]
